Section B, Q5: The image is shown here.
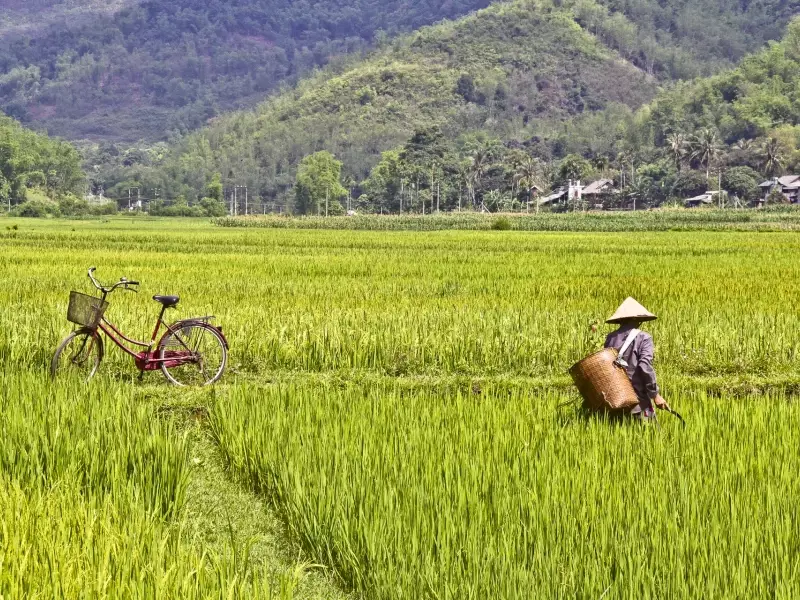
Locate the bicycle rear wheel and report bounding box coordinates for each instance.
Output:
[158,323,227,386]
[51,328,104,380]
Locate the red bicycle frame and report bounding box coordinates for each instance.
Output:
[97,303,197,371]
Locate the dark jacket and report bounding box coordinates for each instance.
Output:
[604,324,659,402]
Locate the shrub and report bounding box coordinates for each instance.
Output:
[199,197,228,217]
[490,216,512,230]
[89,202,119,216]
[58,194,91,216]
[12,198,60,218]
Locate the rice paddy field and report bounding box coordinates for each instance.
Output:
[1,216,799,598]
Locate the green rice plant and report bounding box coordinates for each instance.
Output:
[210,380,800,599]
[4,218,800,381]
[2,217,800,599]
[0,370,299,599]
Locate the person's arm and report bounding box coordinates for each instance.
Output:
[636,335,661,402]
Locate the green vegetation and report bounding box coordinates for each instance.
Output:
[570,0,798,78]
[2,217,800,596]
[0,0,493,141]
[294,151,348,216]
[4,218,799,380]
[0,113,84,212]
[647,18,800,169]
[1,0,793,144]
[214,208,800,231]
[0,371,283,597]
[98,5,800,215]
[123,0,658,205]
[212,382,800,598]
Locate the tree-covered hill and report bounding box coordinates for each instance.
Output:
[0,0,796,143]
[575,0,800,78]
[0,113,84,206]
[0,0,134,37]
[0,0,493,141]
[107,0,659,201]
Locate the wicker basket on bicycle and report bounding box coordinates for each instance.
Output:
[569,347,639,412]
[67,291,108,330]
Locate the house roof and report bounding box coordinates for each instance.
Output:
[759,176,800,188]
[538,189,566,204]
[582,179,614,195]
[685,191,719,204]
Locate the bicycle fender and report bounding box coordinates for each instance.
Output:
[165,318,230,350]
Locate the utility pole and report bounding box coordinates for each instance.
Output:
[400,180,404,214]
[436,182,440,213]
[325,187,329,217]
[244,186,248,215]
[430,164,435,216]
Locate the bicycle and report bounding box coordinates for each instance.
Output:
[52,267,229,386]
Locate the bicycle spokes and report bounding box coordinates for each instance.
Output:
[158,324,226,386]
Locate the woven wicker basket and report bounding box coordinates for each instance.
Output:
[569,348,639,412]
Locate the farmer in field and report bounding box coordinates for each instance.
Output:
[604,298,667,421]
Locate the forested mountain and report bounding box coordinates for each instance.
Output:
[0,0,134,36]
[0,113,84,205]
[102,2,800,212]
[573,0,800,78]
[0,0,796,144]
[0,0,493,141]
[96,0,661,202]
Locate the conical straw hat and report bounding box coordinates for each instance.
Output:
[606,297,657,324]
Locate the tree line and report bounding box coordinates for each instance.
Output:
[0,114,84,214]
[291,16,800,214]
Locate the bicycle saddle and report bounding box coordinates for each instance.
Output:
[153,295,180,307]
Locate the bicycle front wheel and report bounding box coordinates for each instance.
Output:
[158,323,227,386]
[51,328,104,381]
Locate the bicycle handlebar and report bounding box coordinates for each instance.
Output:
[87,267,140,294]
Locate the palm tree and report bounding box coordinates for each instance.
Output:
[761,137,785,177]
[514,156,550,214]
[688,129,722,180]
[466,143,497,209]
[592,155,611,178]
[615,150,634,188]
[627,178,651,211]
[342,173,356,212]
[665,132,687,172]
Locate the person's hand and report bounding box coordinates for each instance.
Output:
[654,394,668,410]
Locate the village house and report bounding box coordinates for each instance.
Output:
[537,186,567,207]
[684,190,722,208]
[538,179,617,209]
[758,175,800,203]
[581,179,616,201]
